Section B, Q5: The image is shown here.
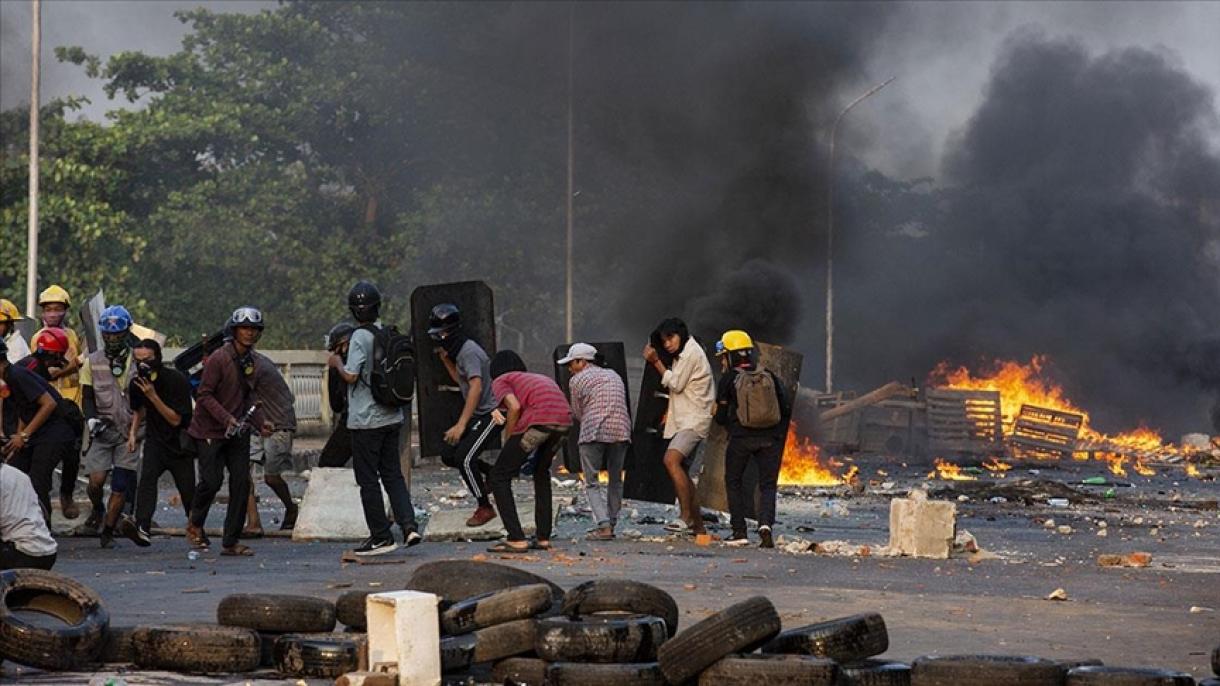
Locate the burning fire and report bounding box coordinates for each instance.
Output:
[982,457,1012,473]
[926,458,977,481]
[930,356,1175,474]
[780,423,859,487]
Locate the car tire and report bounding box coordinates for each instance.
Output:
[761,612,888,664]
[407,560,564,612]
[535,615,667,664]
[911,655,1064,686]
[561,579,680,637]
[493,656,550,685]
[132,624,260,674]
[217,593,337,633]
[273,632,367,678]
[1065,666,1195,685]
[336,590,370,631]
[544,661,666,685]
[442,583,553,636]
[837,659,911,686]
[442,618,537,671]
[0,568,109,671]
[656,596,781,685]
[698,653,838,685]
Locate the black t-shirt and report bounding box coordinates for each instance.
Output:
[129,366,194,450]
[327,366,348,416]
[1,363,74,445]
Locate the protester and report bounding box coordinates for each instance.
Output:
[328,282,419,556]
[35,285,82,519]
[713,330,790,549]
[485,351,572,553]
[128,339,194,546]
[0,463,58,570]
[317,322,355,468]
[187,307,269,556]
[429,303,502,527]
[0,338,76,520]
[1,299,31,364]
[643,317,715,536]
[79,305,142,547]
[244,352,298,535]
[9,330,87,488]
[559,343,631,540]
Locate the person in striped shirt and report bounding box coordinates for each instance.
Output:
[485,350,572,553]
[559,343,632,541]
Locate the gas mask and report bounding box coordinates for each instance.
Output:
[103,334,131,376]
[136,360,159,381]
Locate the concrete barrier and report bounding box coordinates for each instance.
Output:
[367,590,441,686]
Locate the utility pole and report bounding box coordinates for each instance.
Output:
[564,5,574,343]
[26,0,41,316]
[825,76,895,394]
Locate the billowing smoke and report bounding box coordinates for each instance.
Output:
[688,259,801,345]
[835,31,1220,435]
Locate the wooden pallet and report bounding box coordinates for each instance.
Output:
[927,388,1003,456]
[1009,404,1084,460]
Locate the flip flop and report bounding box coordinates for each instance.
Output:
[585,530,615,541]
[186,527,210,550]
[486,542,531,554]
[663,520,692,534]
[529,540,553,551]
[241,528,265,539]
[221,544,255,557]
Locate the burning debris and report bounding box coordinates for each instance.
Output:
[780,421,859,487]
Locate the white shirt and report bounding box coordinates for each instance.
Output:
[660,337,715,439]
[0,464,58,557]
[4,331,31,364]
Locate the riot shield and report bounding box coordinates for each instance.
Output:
[623,359,677,504]
[410,281,496,458]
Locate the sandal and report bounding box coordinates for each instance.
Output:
[241,527,265,539]
[529,540,553,551]
[486,541,531,554]
[221,544,255,557]
[663,520,692,534]
[585,530,615,541]
[186,525,210,550]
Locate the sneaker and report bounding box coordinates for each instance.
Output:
[404,530,423,548]
[759,525,774,549]
[466,505,497,528]
[353,535,399,556]
[724,531,751,547]
[119,515,149,547]
[135,525,153,547]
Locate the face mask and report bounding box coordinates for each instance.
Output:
[34,350,65,368]
[136,360,159,381]
[42,311,66,328]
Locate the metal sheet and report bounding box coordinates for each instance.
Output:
[551,342,632,473]
[410,281,496,458]
[623,361,676,504]
[81,290,106,354]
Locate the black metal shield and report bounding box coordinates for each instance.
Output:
[623,360,677,505]
[551,342,632,473]
[411,281,497,458]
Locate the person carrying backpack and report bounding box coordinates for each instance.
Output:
[713,330,790,549]
[328,281,420,556]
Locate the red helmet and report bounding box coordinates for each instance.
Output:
[34,328,70,355]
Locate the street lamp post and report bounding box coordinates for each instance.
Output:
[26,0,41,316]
[825,76,895,394]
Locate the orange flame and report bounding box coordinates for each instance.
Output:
[931,356,1176,471]
[1109,456,1127,477]
[926,458,977,481]
[780,422,858,487]
[1186,463,1202,478]
[982,457,1013,472]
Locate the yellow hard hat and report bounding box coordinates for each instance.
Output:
[720,330,754,352]
[38,284,71,307]
[0,299,20,322]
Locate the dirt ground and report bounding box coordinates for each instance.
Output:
[3,449,1218,685]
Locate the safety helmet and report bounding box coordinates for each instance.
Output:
[38,285,71,307]
[34,328,70,355]
[427,303,461,340]
[326,322,356,352]
[720,330,754,352]
[714,340,727,357]
[0,299,20,323]
[348,281,382,309]
[98,305,134,334]
[227,306,265,330]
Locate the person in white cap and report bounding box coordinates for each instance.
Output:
[559,343,632,540]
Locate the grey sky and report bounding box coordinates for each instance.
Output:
[1,0,1218,180]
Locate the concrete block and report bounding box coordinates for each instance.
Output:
[367,590,441,686]
[888,495,956,559]
[294,467,390,542]
[423,499,552,542]
[336,672,398,686]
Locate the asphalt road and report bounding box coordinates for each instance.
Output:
[4,457,1218,684]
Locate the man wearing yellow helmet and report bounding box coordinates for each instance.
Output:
[1,299,31,364]
[714,330,790,550]
[34,285,83,520]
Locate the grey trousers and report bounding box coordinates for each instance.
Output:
[579,442,629,528]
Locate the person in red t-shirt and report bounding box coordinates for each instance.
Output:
[485,350,572,553]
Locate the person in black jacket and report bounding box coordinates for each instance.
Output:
[318,322,354,468]
[713,330,790,549]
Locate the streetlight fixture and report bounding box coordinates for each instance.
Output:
[824,76,895,394]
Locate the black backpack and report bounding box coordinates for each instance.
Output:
[361,324,416,407]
